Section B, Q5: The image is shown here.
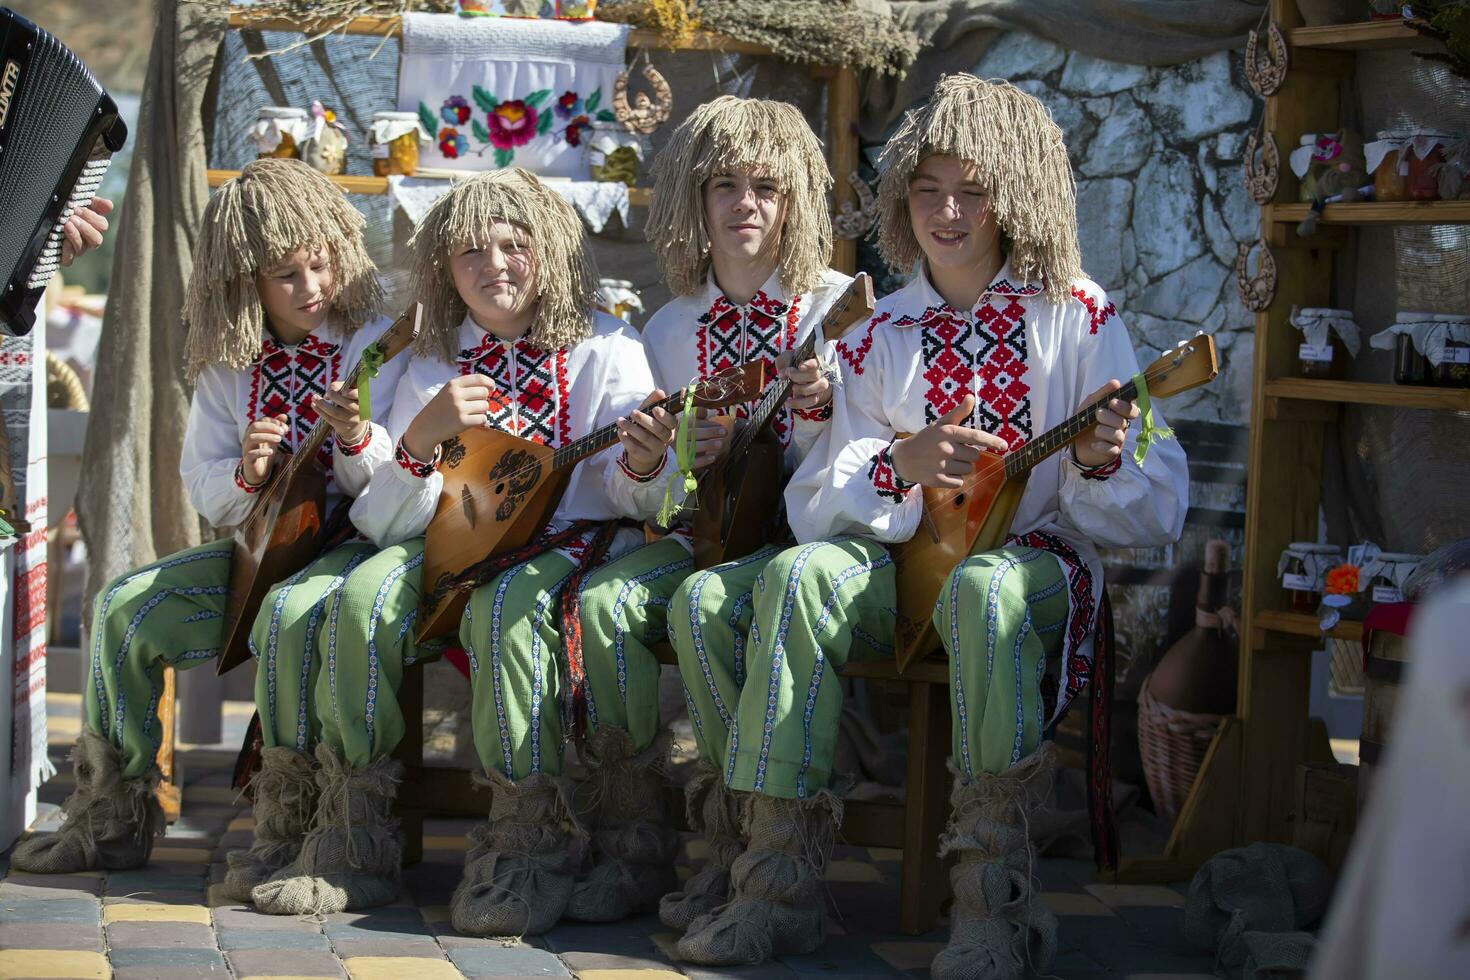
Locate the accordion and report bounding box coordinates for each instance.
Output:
[0,7,127,335]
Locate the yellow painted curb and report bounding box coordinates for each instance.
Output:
[103,902,212,924]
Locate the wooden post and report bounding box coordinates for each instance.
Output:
[827,66,861,276]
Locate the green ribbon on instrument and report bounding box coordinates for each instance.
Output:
[358,343,385,421]
[656,386,700,528]
[1131,371,1174,467]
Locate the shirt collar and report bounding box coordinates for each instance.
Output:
[700,268,791,320]
[904,258,1042,326]
[258,328,341,361]
[455,314,535,361]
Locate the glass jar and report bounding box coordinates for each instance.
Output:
[250,106,309,160]
[369,112,427,177]
[1279,543,1342,614]
[595,278,643,322]
[1366,130,1410,202]
[1428,315,1470,388]
[1373,312,1442,386]
[1392,331,1431,385]
[1291,307,1358,380]
[1406,134,1446,201]
[1368,552,1422,605]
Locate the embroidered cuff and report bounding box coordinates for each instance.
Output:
[395,437,441,479]
[792,400,834,422]
[1070,446,1122,481]
[618,450,666,483]
[234,460,264,493]
[336,425,373,457]
[867,440,917,504]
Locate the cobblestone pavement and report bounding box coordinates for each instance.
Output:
[0,695,1219,979]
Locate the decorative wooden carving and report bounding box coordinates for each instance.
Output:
[1235,239,1277,312]
[1244,130,1281,205]
[613,65,673,135]
[1245,21,1289,97]
[832,171,878,240]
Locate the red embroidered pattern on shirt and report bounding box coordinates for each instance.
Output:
[836,311,890,376]
[989,278,1044,297]
[1070,285,1116,336]
[249,335,343,476]
[1080,455,1121,480]
[696,291,801,446]
[617,451,666,483]
[912,297,1032,450]
[394,437,439,478]
[458,337,570,447]
[1008,529,1095,721]
[866,440,915,504]
[336,426,373,457]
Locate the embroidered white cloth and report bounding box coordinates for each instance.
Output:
[398,12,629,178]
[386,174,630,233]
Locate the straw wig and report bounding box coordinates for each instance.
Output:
[875,74,1084,303]
[182,158,383,381]
[407,168,597,360]
[647,95,833,298]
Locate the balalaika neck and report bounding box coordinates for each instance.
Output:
[277,343,379,480]
[1000,377,1139,480]
[546,380,704,472]
[723,328,820,461]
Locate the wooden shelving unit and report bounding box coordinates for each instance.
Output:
[204,169,653,207]
[1115,4,1455,883]
[1266,200,1470,225]
[220,9,862,272]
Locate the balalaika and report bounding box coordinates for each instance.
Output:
[0,7,128,335]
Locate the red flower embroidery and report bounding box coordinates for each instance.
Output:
[487,101,538,150]
[439,126,468,158]
[564,114,592,147]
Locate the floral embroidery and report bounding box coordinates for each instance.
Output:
[421,83,616,169]
[441,96,471,126]
[438,126,468,159]
[866,440,915,504]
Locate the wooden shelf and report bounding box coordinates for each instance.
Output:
[225,11,778,56]
[1267,201,1470,226]
[205,169,650,207]
[1255,609,1364,643]
[1287,19,1439,50]
[1263,378,1470,412]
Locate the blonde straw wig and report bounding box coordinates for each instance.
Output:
[647,95,833,298]
[407,168,597,360]
[876,74,1083,303]
[182,158,382,381]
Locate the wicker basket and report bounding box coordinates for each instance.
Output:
[1137,672,1224,824]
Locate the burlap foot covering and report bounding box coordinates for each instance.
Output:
[450,769,585,937]
[251,744,403,916]
[931,745,1060,980]
[1182,843,1329,976]
[659,760,747,932]
[222,747,318,903]
[11,731,164,873]
[676,788,842,966]
[565,728,679,923]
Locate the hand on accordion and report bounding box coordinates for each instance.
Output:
[60,197,113,267]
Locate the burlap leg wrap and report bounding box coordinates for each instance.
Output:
[11,731,164,874]
[676,788,842,967]
[931,744,1059,980]
[450,768,586,937]
[222,747,318,903]
[564,728,679,923]
[251,743,403,916]
[658,759,746,933]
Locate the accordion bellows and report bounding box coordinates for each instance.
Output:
[0,6,128,335]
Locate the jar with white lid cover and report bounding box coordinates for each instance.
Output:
[250,106,311,159]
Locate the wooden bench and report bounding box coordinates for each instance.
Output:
[392,641,954,935]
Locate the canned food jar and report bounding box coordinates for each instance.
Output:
[250,106,310,160]
[1428,315,1470,387]
[1279,542,1343,614]
[1366,130,1410,202]
[1290,306,1359,379]
[1406,133,1448,201]
[370,112,429,177]
[1366,553,1422,605]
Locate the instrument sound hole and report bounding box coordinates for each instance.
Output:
[494,482,506,494]
[954,494,965,507]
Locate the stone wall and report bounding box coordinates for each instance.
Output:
[973,33,1260,425]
